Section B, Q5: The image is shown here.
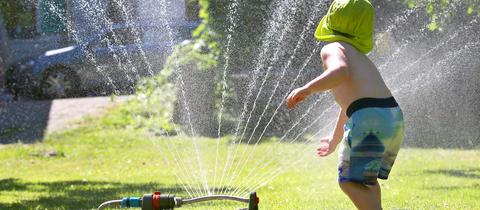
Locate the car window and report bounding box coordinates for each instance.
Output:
[143,29,170,44]
[143,27,192,44]
[97,28,138,48]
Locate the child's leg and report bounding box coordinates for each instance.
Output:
[339,181,382,210]
[370,180,381,205]
[337,102,403,210]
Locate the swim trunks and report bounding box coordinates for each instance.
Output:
[338,97,404,185]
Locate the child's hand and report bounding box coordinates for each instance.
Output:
[286,87,310,109]
[317,137,336,157]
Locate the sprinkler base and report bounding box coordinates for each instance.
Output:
[98,191,259,210]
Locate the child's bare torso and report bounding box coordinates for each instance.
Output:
[325,42,393,111]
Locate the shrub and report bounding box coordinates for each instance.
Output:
[100,65,177,135]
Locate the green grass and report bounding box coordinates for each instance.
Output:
[0,111,479,209]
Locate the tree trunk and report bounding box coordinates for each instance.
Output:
[0,15,10,91]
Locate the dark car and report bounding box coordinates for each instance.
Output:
[6,21,199,98]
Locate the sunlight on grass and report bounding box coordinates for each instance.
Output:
[1,120,479,209]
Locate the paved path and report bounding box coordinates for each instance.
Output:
[0,96,129,144]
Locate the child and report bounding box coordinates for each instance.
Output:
[286,0,404,209]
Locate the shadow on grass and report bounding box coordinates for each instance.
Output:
[0,100,52,144]
[0,179,244,209]
[424,168,480,179]
[0,178,186,209]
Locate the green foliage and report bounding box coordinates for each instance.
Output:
[100,66,177,134]
[164,40,219,73]
[0,1,34,27]
[402,0,479,31]
[103,0,226,137]
[192,0,322,77]
[0,1,37,38]
[186,0,321,139]
[186,0,222,66]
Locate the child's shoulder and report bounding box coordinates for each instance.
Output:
[321,42,347,53]
[320,42,348,59]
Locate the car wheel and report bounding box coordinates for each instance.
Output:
[40,68,80,99]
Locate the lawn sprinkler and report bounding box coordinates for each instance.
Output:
[97,191,259,210]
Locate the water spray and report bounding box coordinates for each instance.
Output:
[97,191,259,210]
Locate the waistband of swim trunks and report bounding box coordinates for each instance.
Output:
[346,97,398,118]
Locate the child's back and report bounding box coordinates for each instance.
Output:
[324,42,393,111]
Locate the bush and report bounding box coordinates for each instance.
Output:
[203,0,323,73]
[165,40,219,136]
[100,65,177,135]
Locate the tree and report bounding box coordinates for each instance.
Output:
[0,14,9,91]
[401,0,479,30]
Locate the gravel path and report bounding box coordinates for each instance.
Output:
[0,96,129,144]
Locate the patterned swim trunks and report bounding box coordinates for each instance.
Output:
[338,97,404,185]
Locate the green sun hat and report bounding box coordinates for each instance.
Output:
[314,0,375,54]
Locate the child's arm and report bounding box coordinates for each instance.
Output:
[317,110,347,157]
[330,109,348,146]
[286,45,350,109]
[303,46,350,93]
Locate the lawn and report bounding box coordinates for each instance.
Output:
[0,110,479,210]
